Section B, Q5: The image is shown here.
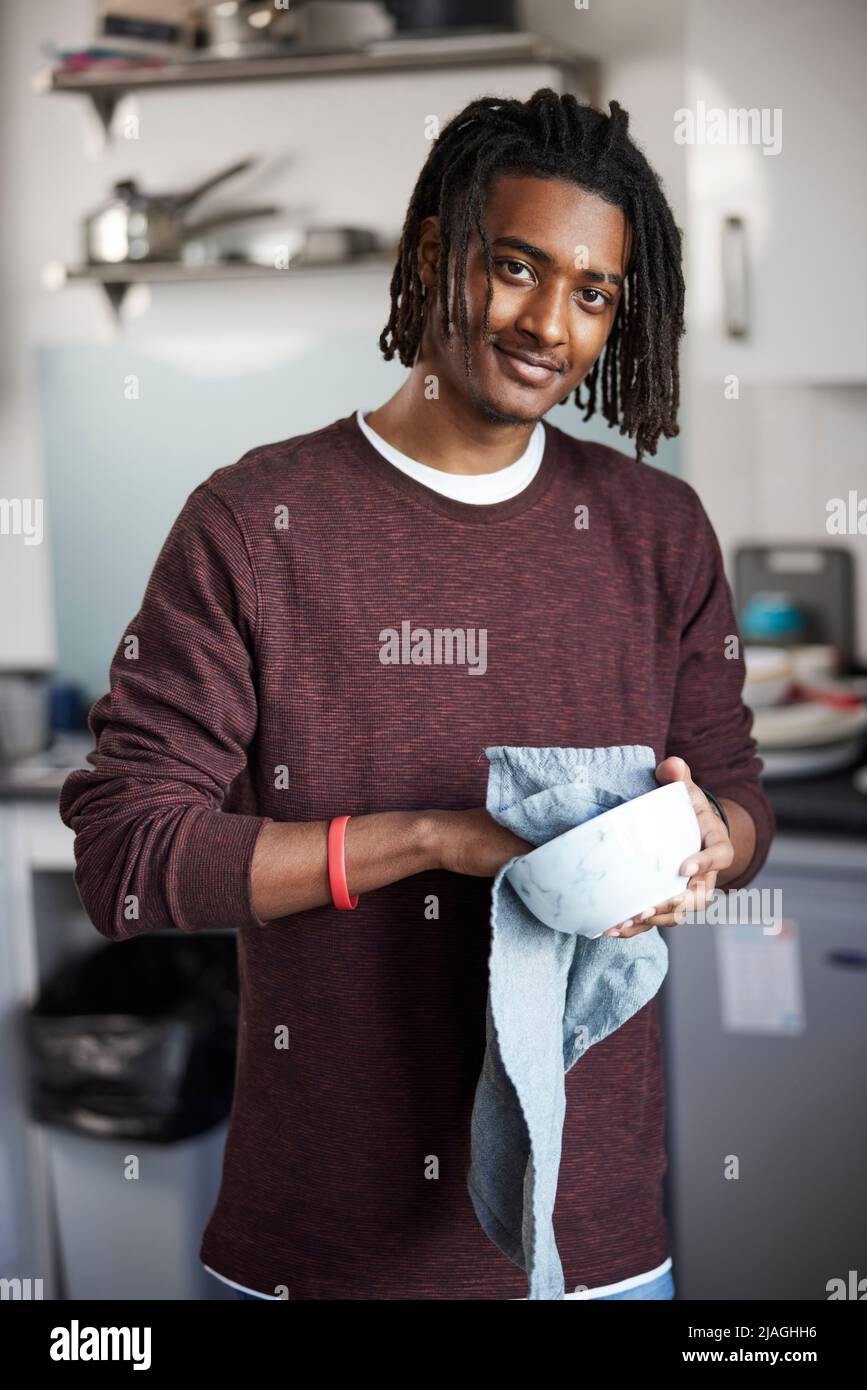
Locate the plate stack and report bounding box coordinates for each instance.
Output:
[744,645,867,779]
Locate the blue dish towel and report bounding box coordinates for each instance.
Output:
[466,744,670,1301]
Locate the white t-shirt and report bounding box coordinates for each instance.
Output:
[356,408,543,502]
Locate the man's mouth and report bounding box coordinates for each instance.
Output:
[493,345,563,387]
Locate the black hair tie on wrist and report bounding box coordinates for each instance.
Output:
[699,786,730,834]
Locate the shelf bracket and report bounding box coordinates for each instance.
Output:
[102,280,131,316]
[90,90,120,136]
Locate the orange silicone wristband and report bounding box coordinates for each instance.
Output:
[327,815,359,910]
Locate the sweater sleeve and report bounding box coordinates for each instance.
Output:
[664,487,776,890]
[58,480,274,939]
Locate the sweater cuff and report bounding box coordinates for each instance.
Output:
[711,783,776,892]
[167,807,274,932]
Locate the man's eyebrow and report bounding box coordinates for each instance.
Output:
[585,267,624,288]
[492,237,623,287]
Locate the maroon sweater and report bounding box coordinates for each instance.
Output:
[59,410,775,1300]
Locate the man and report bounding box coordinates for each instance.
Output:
[59,89,775,1300]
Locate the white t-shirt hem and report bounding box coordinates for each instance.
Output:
[203,1254,673,1300]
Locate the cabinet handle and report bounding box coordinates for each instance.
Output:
[825,949,867,969]
[721,215,749,338]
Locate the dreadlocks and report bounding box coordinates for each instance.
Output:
[378,88,685,464]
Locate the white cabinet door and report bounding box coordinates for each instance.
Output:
[663,834,867,1299]
[685,0,867,383]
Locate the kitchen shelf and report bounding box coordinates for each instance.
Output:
[44,249,398,313]
[37,31,592,132]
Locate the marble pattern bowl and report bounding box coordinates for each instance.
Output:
[505,780,702,940]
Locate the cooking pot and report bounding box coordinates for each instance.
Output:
[83,158,279,264]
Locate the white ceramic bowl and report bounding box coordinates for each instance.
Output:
[505,780,702,940]
[743,645,793,708]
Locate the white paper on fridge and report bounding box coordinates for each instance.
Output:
[715,919,805,1034]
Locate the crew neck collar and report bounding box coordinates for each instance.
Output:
[356,408,544,503]
[333,410,561,525]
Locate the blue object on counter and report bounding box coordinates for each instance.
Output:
[739,591,806,642]
[49,680,88,732]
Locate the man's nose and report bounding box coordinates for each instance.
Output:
[514,282,570,347]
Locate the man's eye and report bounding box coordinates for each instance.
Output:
[499,259,532,279]
[579,288,609,308]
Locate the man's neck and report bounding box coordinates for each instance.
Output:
[365,380,538,477]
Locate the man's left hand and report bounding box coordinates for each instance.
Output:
[603,756,735,938]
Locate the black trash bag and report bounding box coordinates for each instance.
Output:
[24,935,239,1144]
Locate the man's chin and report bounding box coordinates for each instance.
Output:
[467,380,548,427]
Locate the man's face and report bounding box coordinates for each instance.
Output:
[417,173,632,425]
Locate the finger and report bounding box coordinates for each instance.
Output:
[606,864,723,935]
[646,892,686,916]
[621,911,683,930]
[680,841,733,880]
[606,896,685,933]
[673,869,717,900]
[647,903,690,927]
[614,920,657,938]
[604,918,636,936]
[665,881,721,922]
[632,893,691,927]
[604,901,663,933]
[681,870,723,907]
[655,756,691,787]
[693,818,730,859]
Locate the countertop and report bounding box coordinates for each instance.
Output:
[2,734,866,840]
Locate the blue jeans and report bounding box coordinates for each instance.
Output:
[236,1267,675,1300]
[591,1266,675,1300]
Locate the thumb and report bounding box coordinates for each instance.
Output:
[655,755,691,784]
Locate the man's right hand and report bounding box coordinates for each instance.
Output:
[424,808,533,878]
